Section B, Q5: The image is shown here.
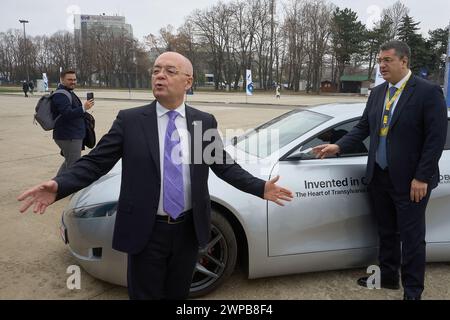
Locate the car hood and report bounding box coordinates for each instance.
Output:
[67,163,122,209]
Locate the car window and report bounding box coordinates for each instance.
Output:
[293,119,370,160]
[445,119,450,150]
[233,110,331,158]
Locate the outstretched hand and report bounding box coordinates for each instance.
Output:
[264,175,294,206]
[312,144,340,159]
[17,180,58,214]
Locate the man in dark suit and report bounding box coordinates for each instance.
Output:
[18,52,293,300]
[313,41,447,300]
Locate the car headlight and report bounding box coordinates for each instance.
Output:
[66,202,117,219]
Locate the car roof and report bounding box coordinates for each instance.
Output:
[306,103,450,120]
[305,103,366,120]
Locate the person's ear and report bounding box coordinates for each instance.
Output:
[402,57,408,68]
[185,77,193,90]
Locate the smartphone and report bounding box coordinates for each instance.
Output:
[87,92,94,100]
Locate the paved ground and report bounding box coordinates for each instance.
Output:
[5,88,368,107]
[1,91,449,300]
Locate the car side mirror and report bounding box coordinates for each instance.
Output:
[287,147,316,161]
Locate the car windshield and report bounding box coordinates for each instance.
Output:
[233,109,331,158]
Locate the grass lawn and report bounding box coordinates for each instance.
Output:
[0,86,21,93]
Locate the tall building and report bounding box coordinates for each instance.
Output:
[74,14,133,40]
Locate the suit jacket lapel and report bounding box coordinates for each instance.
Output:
[374,82,389,135]
[140,101,161,178]
[389,75,416,130]
[185,105,198,182]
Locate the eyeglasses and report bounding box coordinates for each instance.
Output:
[377,57,395,64]
[151,66,191,77]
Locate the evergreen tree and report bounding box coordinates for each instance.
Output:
[427,27,449,82]
[397,14,420,43]
[331,8,366,92]
[365,16,392,79]
[397,15,430,75]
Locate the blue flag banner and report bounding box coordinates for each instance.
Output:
[374,64,386,87]
[42,73,49,92]
[246,69,253,96]
[446,66,450,108]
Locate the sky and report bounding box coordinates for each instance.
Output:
[0,0,449,42]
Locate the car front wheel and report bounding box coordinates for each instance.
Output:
[189,210,237,297]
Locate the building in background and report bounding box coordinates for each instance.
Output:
[340,74,373,95]
[72,13,136,87]
[74,14,133,41]
[320,80,337,93]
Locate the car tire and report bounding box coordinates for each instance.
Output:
[189,209,237,298]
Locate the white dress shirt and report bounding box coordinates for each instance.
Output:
[156,101,192,216]
[385,69,412,116]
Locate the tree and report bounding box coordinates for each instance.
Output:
[48,31,75,81]
[331,8,366,92]
[397,15,430,74]
[190,5,227,90]
[365,16,392,79]
[0,31,21,82]
[427,27,449,82]
[305,0,334,93]
[283,0,308,91]
[231,0,258,90]
[382,0,410,40]
[254,0,273,90]
[397,14,420,44]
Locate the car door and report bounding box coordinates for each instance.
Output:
[267,119,378,257]
[426,117,450,243]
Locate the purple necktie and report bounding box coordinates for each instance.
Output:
[163,110,184,219]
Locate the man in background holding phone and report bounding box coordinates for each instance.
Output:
[52,70,95,175]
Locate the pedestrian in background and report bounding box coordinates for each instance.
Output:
[22,81,29,97]
[28,81,34,95]
[52,70,95,175]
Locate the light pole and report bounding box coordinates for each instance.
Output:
[134,50,138,89]
[19,19,29,82]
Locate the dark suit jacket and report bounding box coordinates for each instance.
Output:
[54,101,266,254]
[52,85,85,140]
[336,75,447,193]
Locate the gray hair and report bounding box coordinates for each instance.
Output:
[380,40,411,67]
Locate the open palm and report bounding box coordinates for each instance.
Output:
[17,180,58,214]
[264,175,294,206]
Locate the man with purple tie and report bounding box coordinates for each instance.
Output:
[17,52,293,300]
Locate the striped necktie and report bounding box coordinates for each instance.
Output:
[163,111,184,219]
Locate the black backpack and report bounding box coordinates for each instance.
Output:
[34,89,72,131]
[83,112,96,149]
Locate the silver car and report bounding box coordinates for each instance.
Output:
[60,103,450,297]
